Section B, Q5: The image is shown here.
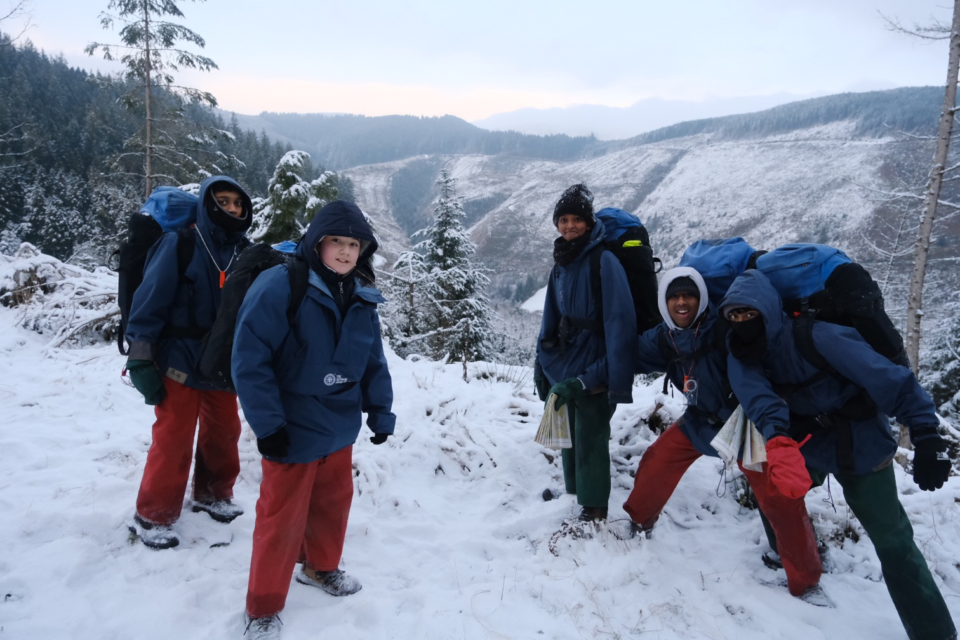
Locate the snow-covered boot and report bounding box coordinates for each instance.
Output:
[798,584,835,608]
[296,568,362,597]
[130,514,179,550]
[762,538,832,572]
[244,613,282,639]
[192,499,244,524]
[578,506,608,522]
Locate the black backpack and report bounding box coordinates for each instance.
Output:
[197,244,310,392]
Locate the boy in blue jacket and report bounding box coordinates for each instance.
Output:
[564,267,824,599]
[721,269,955,640]
[234,201,395,638]
[126,176,253,549]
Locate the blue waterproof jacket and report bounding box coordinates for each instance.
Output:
[232,201,396,464]
[126,176,252,389]
[536,221,637,403]
[721,270,940,475]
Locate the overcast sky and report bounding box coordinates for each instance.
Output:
[8,0,956,121]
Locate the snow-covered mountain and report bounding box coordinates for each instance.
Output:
[346,116,957,335]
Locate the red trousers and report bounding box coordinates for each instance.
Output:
[623,422,821,595]
[246,446,355,618]
[136,377,242,525]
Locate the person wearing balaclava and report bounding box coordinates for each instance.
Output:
[722,269,955,640]
[578,266,826,604]
[534,183,637,524]
[233,200,395,638]
[125,176,254,550]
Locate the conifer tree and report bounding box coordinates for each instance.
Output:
[85,0,221,197]
[415,168,493,362]
[248,150,338,244]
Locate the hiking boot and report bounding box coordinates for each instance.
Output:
[611,519,652,541]
[798,584,835,608]
[296,568,362,597]
[244,613,282,639]
[192,499,244,524]
[130,514,179,550]
[762,538,831,572]
[578,506,608,522]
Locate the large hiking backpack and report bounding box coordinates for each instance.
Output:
[679,237,764,308]
[197,243,310,392]
[564,207,662,336]
[755,243,909,368]
[114,187,199,355]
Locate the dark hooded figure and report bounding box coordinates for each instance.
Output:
[535,183,637,523]
[125,176,254,550]
[233,200,395,637]
[721,269,955,640]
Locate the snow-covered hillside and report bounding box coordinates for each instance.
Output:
[2,251,959,639]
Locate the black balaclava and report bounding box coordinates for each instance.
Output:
[728,314,767,360]
[206,183,252,234]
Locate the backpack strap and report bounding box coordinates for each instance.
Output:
[159,227,206,341]
[286,256,310,324]
[559,245,606,336]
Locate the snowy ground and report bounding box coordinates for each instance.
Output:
[1,259,960,639]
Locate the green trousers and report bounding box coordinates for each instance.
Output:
[559,392,614,508]
[762,464,955,640]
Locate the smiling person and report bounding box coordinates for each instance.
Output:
[125,176,253,550]
[579,266,826,603]
[535,183,637,523]
[232,200,395,639]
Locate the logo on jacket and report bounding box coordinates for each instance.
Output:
[323,373,349,386]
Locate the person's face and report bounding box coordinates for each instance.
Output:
[556,214,589,241]
[319,235,361,274]
[667,292,699,328]
[726,307,760,323]
[213,189,245,219]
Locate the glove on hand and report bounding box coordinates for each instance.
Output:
[126,359,166,406]
[533,366,550,402]
[257,426,291,459]
[765,436,812,500]
[549,377,585,410]
[913,437,951,491]
[370,433,389,445]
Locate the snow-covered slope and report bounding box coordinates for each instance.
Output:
[1,254,959,639]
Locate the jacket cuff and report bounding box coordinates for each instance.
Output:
[127,340,155,361]
[367,411,397,435]
[579,372,599,391]
[607,389,633,404]
[909,426,942,444]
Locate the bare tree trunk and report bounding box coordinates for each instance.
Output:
[143,4,153,198]
[905,0,960,378]
[462,318,470,382]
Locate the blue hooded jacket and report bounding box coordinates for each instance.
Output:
[126,176,252,389]
[536,220,637,403]
[721,270,940,475]
[582,267,735,455]
[231,201,396,464]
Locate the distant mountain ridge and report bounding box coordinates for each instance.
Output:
[230,87,944,173]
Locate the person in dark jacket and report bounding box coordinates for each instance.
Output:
[535,183,637,522]
[125,176,253,550]
[576,267,824,600]
[722,269,956,640]
[234,201,395,638]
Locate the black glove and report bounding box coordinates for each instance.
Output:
[913,437,951,491]
[257,426,291,458]
[533,365,550,402]
[126,359,166,406]
[548,377,585,409]
[370,433,389,445]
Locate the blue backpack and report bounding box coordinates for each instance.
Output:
[679,237,763,308]
[114,188,200,354]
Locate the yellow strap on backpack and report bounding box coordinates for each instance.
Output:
[622,239,643,247]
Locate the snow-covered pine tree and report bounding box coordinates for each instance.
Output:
[248,150,338,244]
[414,168,493,362]
[378,249,432,358]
